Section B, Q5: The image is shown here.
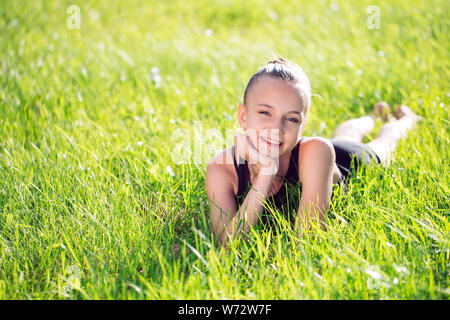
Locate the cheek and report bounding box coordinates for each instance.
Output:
[253,115,267,124]
[286,123,303,140]
[247,116,266,130]
[246,131,261,149]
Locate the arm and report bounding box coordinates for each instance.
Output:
[296,138,335,232]
[206,162,275,247]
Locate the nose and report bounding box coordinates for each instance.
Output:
[268,119,285,136]
[261,127,283,142]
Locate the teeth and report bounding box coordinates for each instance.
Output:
[262,137,282,145]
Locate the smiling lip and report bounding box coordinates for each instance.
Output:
[261,137,283,147]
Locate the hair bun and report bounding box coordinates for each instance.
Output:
[267,57,289,65]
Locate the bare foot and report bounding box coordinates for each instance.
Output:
[393,105,423,121]
[372,101,391,122]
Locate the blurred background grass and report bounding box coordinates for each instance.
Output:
[0,0,448,299]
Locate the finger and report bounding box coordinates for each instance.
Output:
[247,137,271,167]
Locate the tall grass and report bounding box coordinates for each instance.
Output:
[0,0,448,299]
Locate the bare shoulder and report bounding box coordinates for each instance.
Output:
[297,137,336,178]
[206,146,238,195]
[299,137,335,161]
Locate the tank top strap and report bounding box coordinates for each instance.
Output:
[232,144,250,197]
[284,138,303,185]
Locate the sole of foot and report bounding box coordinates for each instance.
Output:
[372,101,391,122]
[393,105,423,122]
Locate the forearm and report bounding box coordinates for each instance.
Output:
[295,198,329,232]
[294,137,335,234]
[220,173,275,246]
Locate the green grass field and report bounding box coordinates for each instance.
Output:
[0,0,448,299]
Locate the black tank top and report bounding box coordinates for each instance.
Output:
[232,139,303,228]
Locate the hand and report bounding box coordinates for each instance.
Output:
[234,132,279,176]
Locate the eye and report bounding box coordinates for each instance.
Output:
[259,111,270,116]
[286,117,299,123]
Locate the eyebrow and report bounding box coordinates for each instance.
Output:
[256,103,302,115]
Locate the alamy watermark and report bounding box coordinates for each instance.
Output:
[366,5,381,29]
[67,5,81,29]
[170,123,283,175]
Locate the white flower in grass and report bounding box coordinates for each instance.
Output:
[204,28,213,37]
[394,264,410,275]
[149,66,161,88]
[268,10,279,21]
[165,165,174,176]
[151,66,159,74]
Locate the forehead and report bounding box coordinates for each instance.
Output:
[248,77,306,113]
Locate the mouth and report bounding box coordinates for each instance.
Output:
[260,137,283,148]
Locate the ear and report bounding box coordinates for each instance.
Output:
[237,104,248,130]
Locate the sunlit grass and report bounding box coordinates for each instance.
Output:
[0,0,448,299]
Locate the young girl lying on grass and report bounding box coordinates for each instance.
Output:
[206,57,421,247]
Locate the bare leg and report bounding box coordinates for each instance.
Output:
[332,116,375,142]
[366,105,421,166]
[330,101,392,182]
[331,116,375,182]
[332,101,391,142]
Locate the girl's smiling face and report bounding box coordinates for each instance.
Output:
[238,76,308,158]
